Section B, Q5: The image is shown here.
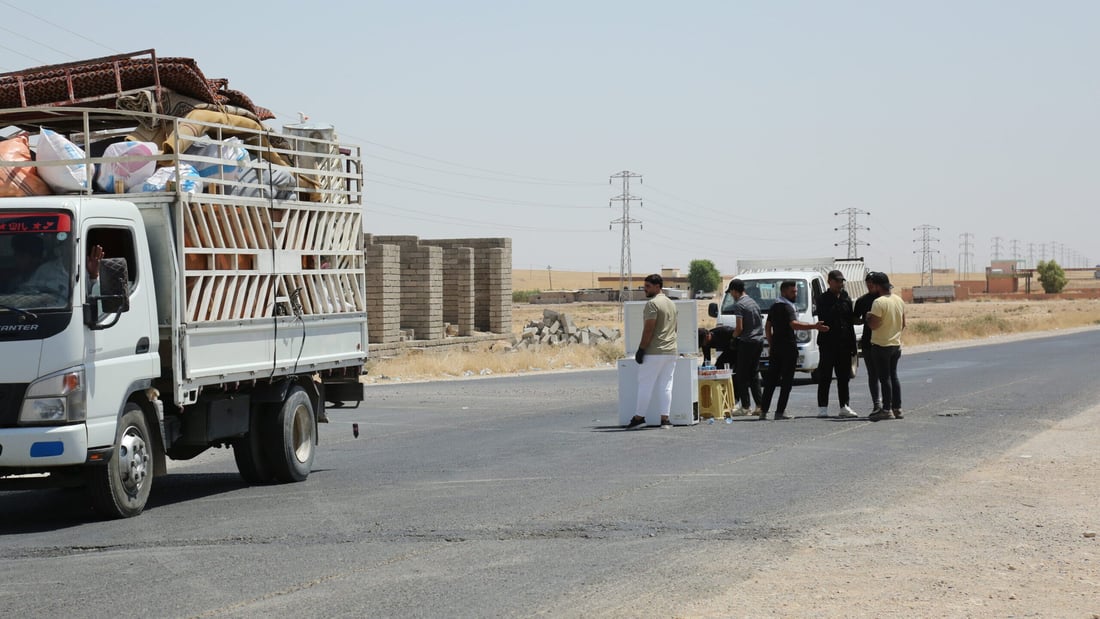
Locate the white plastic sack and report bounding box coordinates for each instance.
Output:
[183,136,249,180]
[96,141,159,192]
[37,128,95,192]
[233,163,298,200]
[139,164,203,196]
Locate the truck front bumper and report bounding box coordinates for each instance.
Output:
[0,424,89,468]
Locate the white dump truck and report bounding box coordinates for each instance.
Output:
[0,55,366,517]
[708,257,868,379]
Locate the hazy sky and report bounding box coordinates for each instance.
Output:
[3,1,1097,276]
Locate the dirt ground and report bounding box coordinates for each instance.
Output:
[686,393,1100,618]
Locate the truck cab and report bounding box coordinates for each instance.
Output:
[711,271,825,375]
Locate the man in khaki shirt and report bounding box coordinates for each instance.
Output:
[627,274,678,429]
[865,271,906,421]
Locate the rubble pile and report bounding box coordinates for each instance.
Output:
[513,309,621,349]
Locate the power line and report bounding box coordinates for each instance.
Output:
[364,173,603,209]
[834,208,870,259]
[363,151,604,187]
[0,1,119,55]
[990,236,1003,261]
[610,171,643,304]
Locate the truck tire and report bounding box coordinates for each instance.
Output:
[263,386,315,483]
[89,403,153,518]
[232,406,274,484]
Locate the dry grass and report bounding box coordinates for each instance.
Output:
[900,298,1100,345]
[366,297,1100,383]
[365,340,622,384]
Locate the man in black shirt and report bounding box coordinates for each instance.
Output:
[815,270,860,418]
[758,281,829,420]
[851,271,881,414]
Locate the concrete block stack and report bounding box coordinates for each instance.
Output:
[485,245,512,334]
[365,243,401,344]
[399,245,443,340]
[363,234,512,343]
[441,247,475,335]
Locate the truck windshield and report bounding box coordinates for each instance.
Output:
[0,213,75,311]
[720,279,808,314]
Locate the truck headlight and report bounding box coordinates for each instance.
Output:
[796,330,812,344]
[19,368,87,425]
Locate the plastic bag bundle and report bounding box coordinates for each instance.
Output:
[139,164,203,196]
[183,136,249,180]
[37,128,95,192]
[95,141,159,192]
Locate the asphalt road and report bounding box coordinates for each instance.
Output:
[2,330,1098,618]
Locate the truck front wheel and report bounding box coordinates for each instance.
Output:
[263,386,315,483]
[89,403,153,518]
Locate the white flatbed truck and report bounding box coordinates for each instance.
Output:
[0,104,366,517]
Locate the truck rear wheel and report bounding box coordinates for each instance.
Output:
[89,403,153,518]
[232,405,274,484]
[263,386,315,483]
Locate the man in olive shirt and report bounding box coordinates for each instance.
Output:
[627,274,678,429]
[865,272,906,421]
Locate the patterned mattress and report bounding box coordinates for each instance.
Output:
[0,52,273,120]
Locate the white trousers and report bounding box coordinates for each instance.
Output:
[635,354,676,418]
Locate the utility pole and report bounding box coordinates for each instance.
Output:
[914,224,941,286]
[990,236,1003,262]
[1010,239,1021,267]
[958,232,974,278]
[1027,242,1035,269]
[546,265,553,290]
[834,208,870,259]
[609,170,643,304]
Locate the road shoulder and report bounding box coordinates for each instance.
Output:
[688,401,1100,617]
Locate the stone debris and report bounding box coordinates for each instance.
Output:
[512,311,621,350]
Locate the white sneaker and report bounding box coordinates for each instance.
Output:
[817,406,830,418]
[838,405,859,418]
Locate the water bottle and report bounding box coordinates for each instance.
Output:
[708,417,715,425]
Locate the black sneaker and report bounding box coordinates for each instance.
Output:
[660,418,672,429]
[892,409,904,419]
[868,408,892,422]
[626,416,646,429]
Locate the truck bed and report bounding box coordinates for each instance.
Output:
[1,105,367,404]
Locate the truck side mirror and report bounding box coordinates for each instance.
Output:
[98,258,131,314]
[707,302,718,318]
[85,257,130,329]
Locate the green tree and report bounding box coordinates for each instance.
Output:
[688,259,722,296]
[1036,260,1067,294]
